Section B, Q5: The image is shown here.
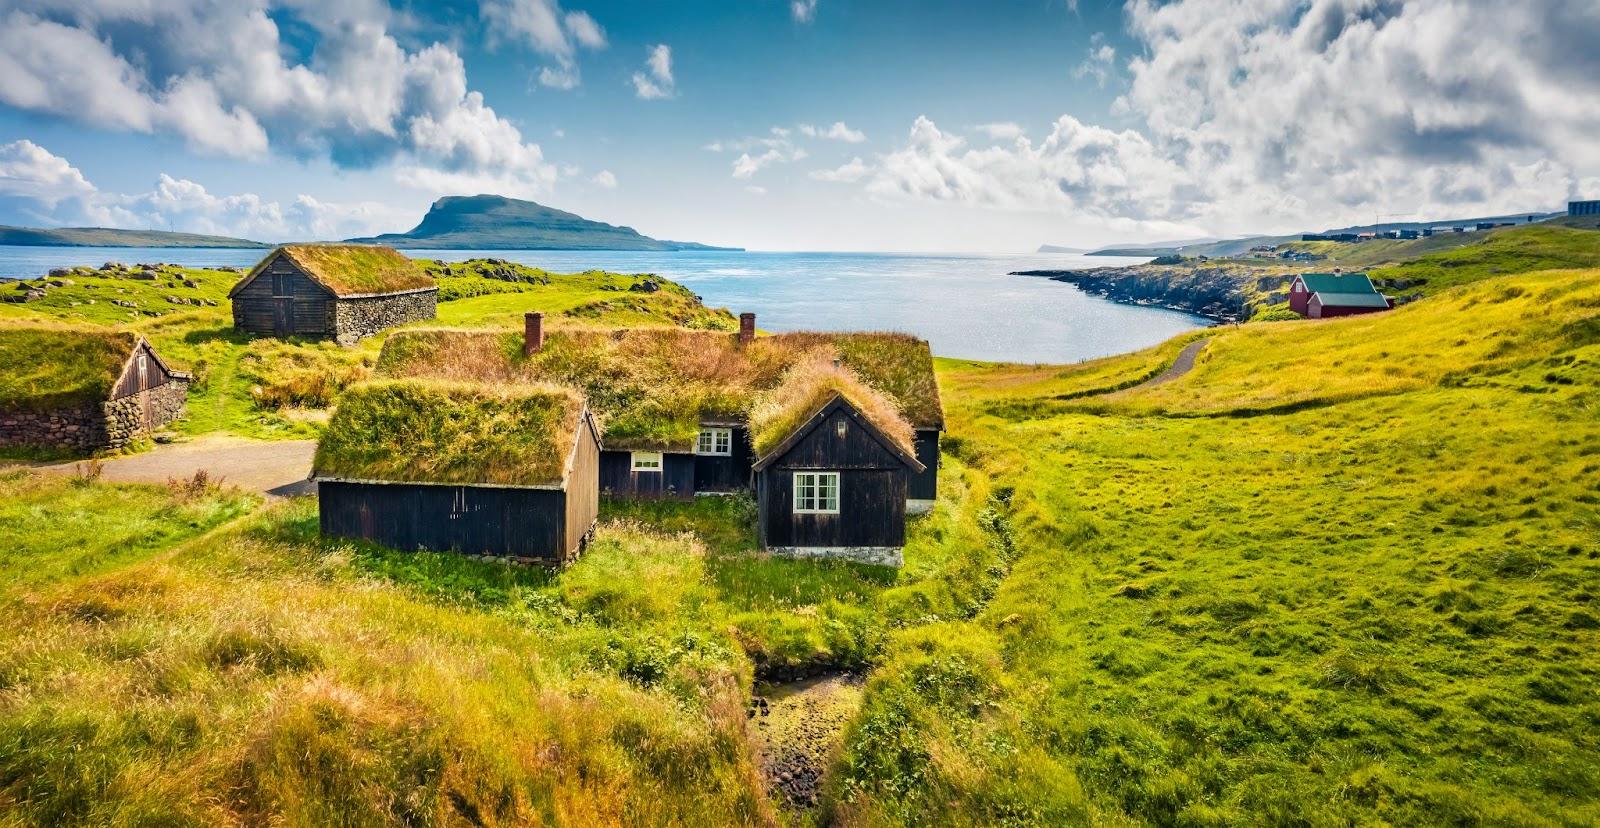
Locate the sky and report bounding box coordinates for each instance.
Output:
[0,0,1597,252]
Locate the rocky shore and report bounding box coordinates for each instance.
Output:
[1012,263,1292,322]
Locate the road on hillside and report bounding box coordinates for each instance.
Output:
[32,435,317,497]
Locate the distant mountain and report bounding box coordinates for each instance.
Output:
[1085,211,1563,258]
[1036,244,1089,254]
[346,195,740,251]
[0,225,269,248]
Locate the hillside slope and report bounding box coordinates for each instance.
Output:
[347,195,739,251]
[0,226,268,248]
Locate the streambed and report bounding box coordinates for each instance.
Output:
[751,672,865,812]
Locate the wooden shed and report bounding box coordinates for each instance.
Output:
[0,327,190,454]
[373,318,944,508]
[312,380,600,564]
[230,245,437,344]
[749,356,925,567]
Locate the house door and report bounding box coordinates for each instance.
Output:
[273,298,294,336]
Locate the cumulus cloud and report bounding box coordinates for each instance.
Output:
[792,0,818,23]
[799,122,866,143]
[632,44,676,99]
[0,140,407,241]
[733,147,808,179]
[849,1,1600,234]
[481,1,606,90]
[0,3,555,193]
[809,157,870,183]
[973,122,1025,141]
[591,169,617,189]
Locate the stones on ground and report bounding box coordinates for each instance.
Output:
[751,673,866,812]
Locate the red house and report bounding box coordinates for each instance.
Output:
[1288,273,1393,318]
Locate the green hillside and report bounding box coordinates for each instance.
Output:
[0,236,1597,822]
[0,226,268,248]
[347,194,739,251]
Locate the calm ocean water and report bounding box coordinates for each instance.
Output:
[0,246,1208,364]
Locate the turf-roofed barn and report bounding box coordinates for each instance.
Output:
[0,327,190,453]
[750,353,926,566]
[312,380,601,563]
[229,244,437,343]
[373,314,944,509]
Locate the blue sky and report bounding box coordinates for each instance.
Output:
[1,1,1596,251]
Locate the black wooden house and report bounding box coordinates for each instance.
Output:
[312,380,600,563]
[230,245,437,344]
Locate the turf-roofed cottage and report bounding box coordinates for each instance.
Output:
[312,380,601,563]
[375,312,944,528]
[0,327,190,453]
[1288,272,1393,318]
[229,244,437,343]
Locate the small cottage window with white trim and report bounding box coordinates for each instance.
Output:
[631,451,663,472]
[793,472,840,514]
[696,427,732,456]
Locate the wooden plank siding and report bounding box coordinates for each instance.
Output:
[232,256,333,337]
[755,402,911,549]
[319,481,570,561]
[908,429,940,501]
[110,341,177,400]
[562,414,602,559]
[599,450,696,498]
[693,425,754,493]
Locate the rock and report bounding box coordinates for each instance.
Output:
[50,279,75,287]
[48,268,70,278]
[629,279,660,293]
[22,290,45,302]
[129,272,158,281]
[113,299,138,308]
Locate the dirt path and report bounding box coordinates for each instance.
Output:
[1131,338,1210,390]
[33,435,316,496]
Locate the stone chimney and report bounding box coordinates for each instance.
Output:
[524,311,544,356]
[738,312,756,347]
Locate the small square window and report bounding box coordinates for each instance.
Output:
[793,472,840,514]
[696,427,733,456]
[631,451,663,472]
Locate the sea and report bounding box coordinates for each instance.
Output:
[0,246,1210,364]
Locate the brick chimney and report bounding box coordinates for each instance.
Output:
[738,312,756,347]
[524,311,544,356]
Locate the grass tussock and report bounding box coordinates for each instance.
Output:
[238,338,372,410]
[748,349,915,458]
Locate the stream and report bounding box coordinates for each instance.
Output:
[750,672,865,813]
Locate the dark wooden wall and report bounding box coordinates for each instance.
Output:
[756,404,909,549]
[110,341,176,400]
[319,481,568,561]
[909,429,940,501]
[599,450,695,498]
[233,255,333,337]
[693,425,754,492]
[562,415,602,559]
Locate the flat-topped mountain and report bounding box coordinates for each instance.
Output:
[345,195,739,251]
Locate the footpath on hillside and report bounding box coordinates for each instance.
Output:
[31,435,316,496]
[1133,338,1209,390]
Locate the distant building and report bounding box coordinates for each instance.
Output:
[1288,273,1392,319]
[1571,200,1600,217]
[1301,233,1358,242]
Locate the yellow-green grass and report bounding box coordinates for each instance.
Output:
[749,351,914,458]
[1371,225,1600,295]
[314,379,586,487]
[0,326,141,411]
[243,245,434,297]
[827,265,1600,824]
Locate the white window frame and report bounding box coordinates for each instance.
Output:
[696,426,733,456]
[630,451,663,472]
[793,471,840,515]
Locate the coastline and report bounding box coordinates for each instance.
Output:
[1011,265,1262,323]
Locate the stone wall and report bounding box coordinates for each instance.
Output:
[767,546,904,568]
[332,290,437,344]
[0,379,189,454]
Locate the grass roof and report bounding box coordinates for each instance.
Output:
[376,327,942,452]
[237,245,435,298]
[748,350,916,459]
[313,379,586,488]
[0,326,140,412]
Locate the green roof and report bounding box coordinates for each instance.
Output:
[376,327,943,452]
[1298,273,1378,296]
[0,327,141,412]
[1313,292,1391,309]
[313,379,587,488]
[232,245,435,298]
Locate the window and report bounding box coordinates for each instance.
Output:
[793,472,840,514]
[696,427,733,456]
[272,271,292,297]
[631,451,663,472]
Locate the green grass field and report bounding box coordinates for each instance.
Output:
[1,236,1598,824]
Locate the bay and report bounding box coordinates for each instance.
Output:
[0,246,1209,364]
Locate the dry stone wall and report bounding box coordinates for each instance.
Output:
[332,290,437,344]
[0,379,189,453]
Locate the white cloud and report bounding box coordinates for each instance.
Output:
[0,4,555,191]
[482,1,606,89]
[974,122,1025,141]
[591,169,617,189]
[0,140,408,241]
[809,157,870,183]
[733,147,808,179]
[854,1,1600,234]
[799,121,866,143]
[745,185,767,195]
[632,44,676,99]
[564,11,607,48]
[538,66,580,90]
[1072,33,1116,88]
[792,0,818,23]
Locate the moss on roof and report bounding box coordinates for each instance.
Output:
[313,379,586,487]
[748,350,916,459]
[235,245,435,298]
[0,326,140,412]
[375,326,942,452]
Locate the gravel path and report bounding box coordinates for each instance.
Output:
[34,435,317,496]
[1133,338,1210,390]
